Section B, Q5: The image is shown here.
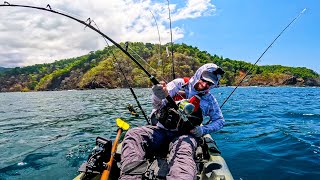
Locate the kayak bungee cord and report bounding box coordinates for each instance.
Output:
[0,2,179,111]
[205,8,307,125]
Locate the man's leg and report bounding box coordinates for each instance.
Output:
[119,125,166,180]
[167,134,198,180]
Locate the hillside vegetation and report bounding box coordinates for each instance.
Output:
[0,67,11,73]
[0,42,319,92]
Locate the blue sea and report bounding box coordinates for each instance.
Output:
[0,87,319,180]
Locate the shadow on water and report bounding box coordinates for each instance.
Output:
[0,115,39,123]
[224,119,258,127]
[0,152,56,176]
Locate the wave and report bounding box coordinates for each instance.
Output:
[303,113,320,116]
[285,112,320,118]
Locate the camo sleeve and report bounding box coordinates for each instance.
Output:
[200,94,225,135]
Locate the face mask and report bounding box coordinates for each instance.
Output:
[213,74,221,88]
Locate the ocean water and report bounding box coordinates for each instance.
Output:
[0,87,319,180]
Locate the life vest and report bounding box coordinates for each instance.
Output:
[173,77,189,101]
[156,77,204,133]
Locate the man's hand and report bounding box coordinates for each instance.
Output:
[190,126,203,137]
[152,81,168,99]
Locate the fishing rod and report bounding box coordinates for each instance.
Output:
[105,42,151,124]
[205,8,307,125]
[122,43,150,124]
[149,10,164,78]
[219,8,307,109]
[167,0,175,80]
[87,19,150,123]
[125,43,168,83]
[0,3,179,111]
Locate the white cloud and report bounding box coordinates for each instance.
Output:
[0,0,216,67]
[171,0,216,21]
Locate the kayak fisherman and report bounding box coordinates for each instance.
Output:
[120,63,225,180]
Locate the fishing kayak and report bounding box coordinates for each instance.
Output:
[73,133,233,180]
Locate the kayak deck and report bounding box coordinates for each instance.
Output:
[74,134,233,180]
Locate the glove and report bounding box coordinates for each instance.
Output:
[190,126,203,137]
[152,84,167,99]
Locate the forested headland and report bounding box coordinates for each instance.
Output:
[0,42,319,92]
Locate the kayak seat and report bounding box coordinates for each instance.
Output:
[122,158,168,179]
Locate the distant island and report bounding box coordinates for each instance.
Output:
[0,42,319,92]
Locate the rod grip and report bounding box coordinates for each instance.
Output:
[166,95,178,110]
[150,76,178,109]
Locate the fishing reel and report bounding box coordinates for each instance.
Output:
[78,137,112,178]
[177,95,201,121]
[156,95,202,131]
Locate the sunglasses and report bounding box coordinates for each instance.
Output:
[214,67,225,75]
[200,78,214,86]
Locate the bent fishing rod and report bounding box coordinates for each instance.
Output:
[206,8,307,125]
[0,3,179,113]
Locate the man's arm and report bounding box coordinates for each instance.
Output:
[201,95,225,135]
[191,94,224,137]
[151,78,185,110]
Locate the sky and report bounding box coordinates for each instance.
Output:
[0,0,319,73]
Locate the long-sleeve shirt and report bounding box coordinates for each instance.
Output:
[152,74,225,135]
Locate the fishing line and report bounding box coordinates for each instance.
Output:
[126,44,169,83]
[136,1,163,75]
[89,21,151,124]
[167,0,175,80]
[149,9,164,77]
[219,8,307,109]
[205,8,307,125]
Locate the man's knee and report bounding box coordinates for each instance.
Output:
[175,135,197,150]
[124,126,144,138]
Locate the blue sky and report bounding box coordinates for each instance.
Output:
[173,0,320,73]
[0,0,319,73]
